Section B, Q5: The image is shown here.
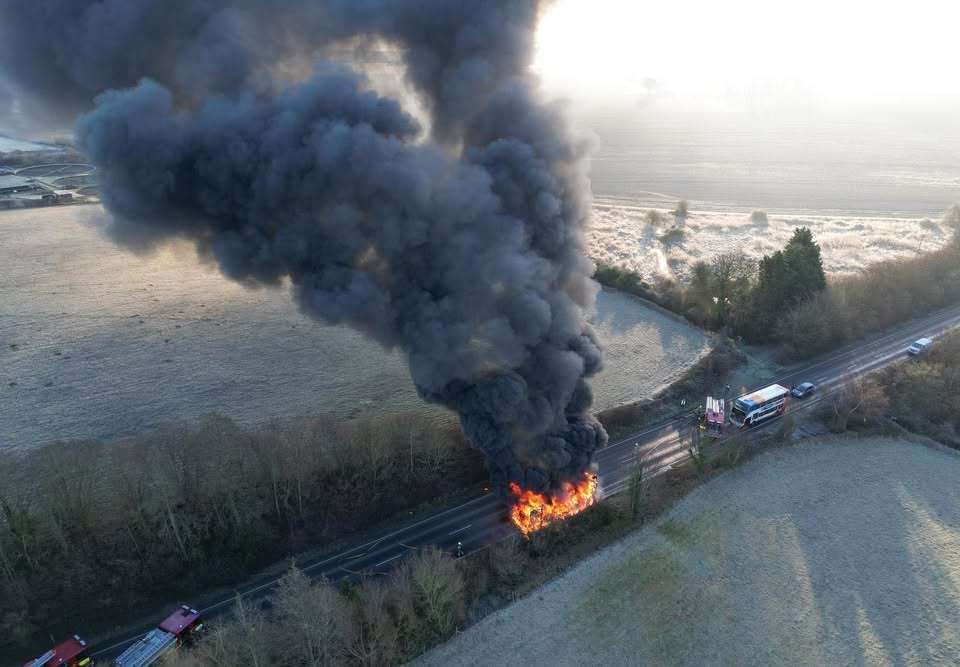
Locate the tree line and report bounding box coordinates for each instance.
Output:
[168,550,465,667]
[878,330,960,445]
[0,411,485,657]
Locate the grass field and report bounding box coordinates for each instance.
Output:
[590,202,955,282]
[418,437,960,666]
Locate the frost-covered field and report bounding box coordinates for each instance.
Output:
[0,206,709,451]
[0,135,58,153]
[418,437,960,666]
[590,198,956,280]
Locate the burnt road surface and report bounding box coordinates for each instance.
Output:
[90,303,960,661]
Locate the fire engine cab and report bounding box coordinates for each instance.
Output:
[22,635,92,667]
[703,396,725,437]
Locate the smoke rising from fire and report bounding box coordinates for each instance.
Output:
[0,0,607,492]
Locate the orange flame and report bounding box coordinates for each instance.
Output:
[509,472,599,536]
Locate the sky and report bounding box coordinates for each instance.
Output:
[534,0,960,111]
[4,1,960,139]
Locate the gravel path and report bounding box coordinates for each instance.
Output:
[417,437,960,666]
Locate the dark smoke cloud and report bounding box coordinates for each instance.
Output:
[3,0,607,491]
[0,79,13,131]
[0,1,536,138]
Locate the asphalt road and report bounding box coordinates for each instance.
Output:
[89,303,960,661]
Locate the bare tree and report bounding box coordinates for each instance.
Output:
[385,561,419,652]
[487,535,526,588]
[0,525,19,582]
[627,444,646,520]
[406,547,464,639]
[943,203,960,231]
[0,496,39,572]
[195,595,271,667]
[350,578,399,666]
[709,251,755,329]
[272,566,355,666]
[688,420,708,479]
[243,421,290,523]
[828,378,889,432]
[350,417,397,485]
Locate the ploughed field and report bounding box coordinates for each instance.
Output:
[418,437,960,666]
[0,206,710,450]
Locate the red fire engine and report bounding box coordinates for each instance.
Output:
[704,396,725,437]
[21,635,92,667]
[115,606,203,667]
[24,606,202,667]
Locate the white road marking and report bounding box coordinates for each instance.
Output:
[448,524,472,536]
[375,554,403,568]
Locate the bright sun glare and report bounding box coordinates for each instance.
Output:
[535,0,960,105]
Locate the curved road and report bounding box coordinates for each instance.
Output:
[90,303,960,661]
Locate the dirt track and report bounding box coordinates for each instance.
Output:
[417,437,960,666]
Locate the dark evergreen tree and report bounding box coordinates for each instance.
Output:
[750,227,826,340]
[783,227,827,298]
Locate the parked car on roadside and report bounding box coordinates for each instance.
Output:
[790,382,817,399]
[907,337,933,356]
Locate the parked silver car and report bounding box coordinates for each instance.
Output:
[907,337,933,356]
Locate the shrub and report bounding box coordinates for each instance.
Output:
[404,547,464,640]
[673,200,689,223]
[271,568,355,665]
[486,535,527,588]
[824,378,889,433]
[657,227,686,245]
[944,204,960,231]
[627,449,646,520]
[881,330,960,446]
[688,428,708,479]
[593,263,644,293]
[773,415,797,442]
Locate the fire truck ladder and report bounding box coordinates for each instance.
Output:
[114,628,178,667]
[26,649,56,667]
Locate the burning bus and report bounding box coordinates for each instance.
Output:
[729,384,790,428]
[508,471,599,536]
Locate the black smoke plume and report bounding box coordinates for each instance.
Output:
[0,0,607,492]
